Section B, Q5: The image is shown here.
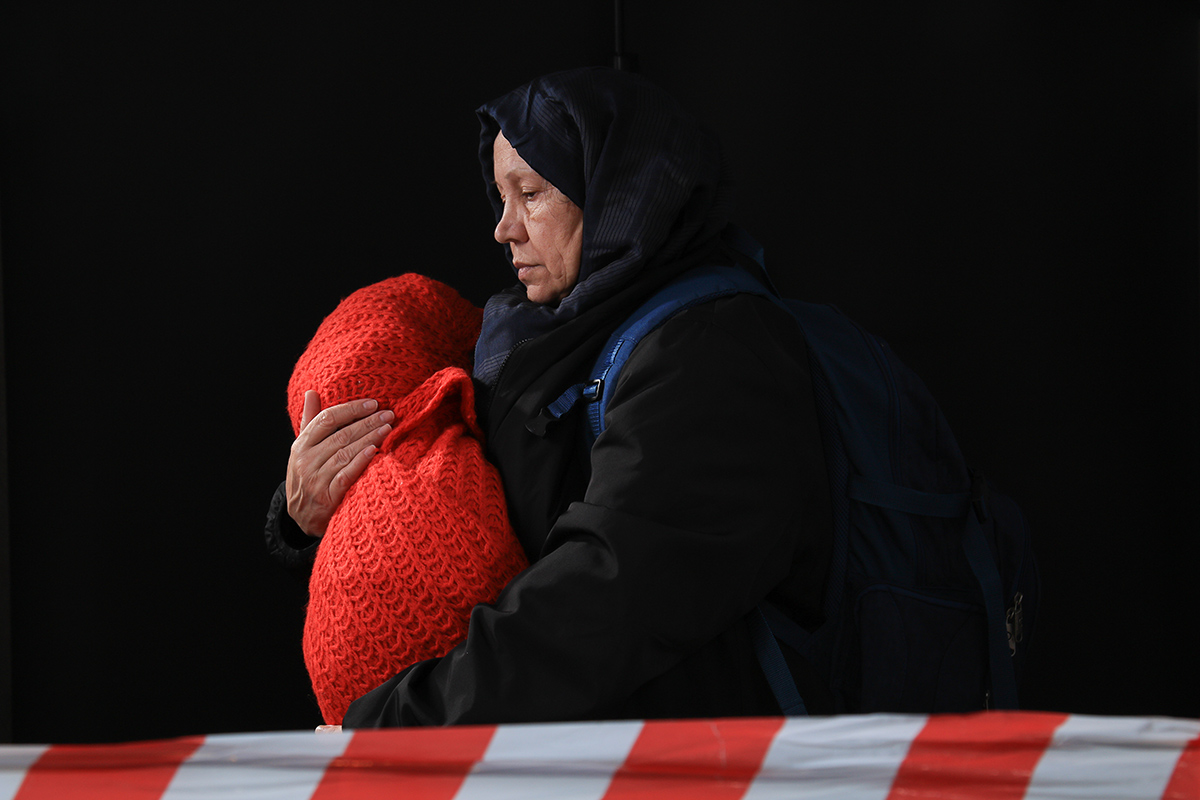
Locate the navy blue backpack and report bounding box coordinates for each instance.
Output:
[546,235,1039,714]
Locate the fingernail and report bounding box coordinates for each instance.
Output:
[363,399,378,411]
[380,410,395,423]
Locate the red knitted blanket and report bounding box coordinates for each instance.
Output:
[288,274,528,724]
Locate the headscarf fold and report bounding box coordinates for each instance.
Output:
[474,67,735,385]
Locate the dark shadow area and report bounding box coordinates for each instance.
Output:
[0,2,1195,742]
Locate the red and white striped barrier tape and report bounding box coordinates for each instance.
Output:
[0,712,1196,799]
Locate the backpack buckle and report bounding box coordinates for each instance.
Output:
[582,378,604,402]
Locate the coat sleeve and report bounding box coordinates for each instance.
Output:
[343,295,829,727]
[264,481,320,573]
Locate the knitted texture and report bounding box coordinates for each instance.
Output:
[288,273,528,725]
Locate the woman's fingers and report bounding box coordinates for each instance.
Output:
[297,399,382,450]
[300,405,394,472]
[300,389,322,431]
[327,442,378,507]
[287,396,395,537]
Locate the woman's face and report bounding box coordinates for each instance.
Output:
[492,132,584,304]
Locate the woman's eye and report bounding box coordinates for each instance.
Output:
[522,190,539,200]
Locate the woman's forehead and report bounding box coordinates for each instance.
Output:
[492,132,545,184]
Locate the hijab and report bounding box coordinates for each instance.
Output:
[473,67,734,386]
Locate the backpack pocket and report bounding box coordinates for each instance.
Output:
[853,584,989,712]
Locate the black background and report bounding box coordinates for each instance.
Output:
[0,2,1196,743]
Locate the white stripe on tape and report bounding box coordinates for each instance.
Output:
[743,714,928,800]
[1025,715,1200,800]
[0,745,48,800]
[453,720,644,800]
[160,730,352,800]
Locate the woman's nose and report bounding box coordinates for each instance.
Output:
[494,201,526,244]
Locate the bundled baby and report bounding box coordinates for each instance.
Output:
[287,273,528,725]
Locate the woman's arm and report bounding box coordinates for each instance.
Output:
[264,481,320,572]
[344,295,829,726]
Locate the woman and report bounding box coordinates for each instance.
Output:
[269,67,833,726]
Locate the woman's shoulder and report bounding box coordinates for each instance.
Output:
[611,291,811,410]
[671,290,799,330]
[638,291,806,367]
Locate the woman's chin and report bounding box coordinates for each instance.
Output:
[520,279,554,305]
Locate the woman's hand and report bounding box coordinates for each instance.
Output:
[286,390,394,537]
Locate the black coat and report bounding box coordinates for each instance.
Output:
[338,280,834,726]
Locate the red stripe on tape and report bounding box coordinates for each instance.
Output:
[1163,732,1200,800]
[13,736,204,800]
[309,725,496,800]
[886,711,1067,800]
[600,717,783,800]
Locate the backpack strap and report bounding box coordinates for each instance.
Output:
[961,474,1021,709]
[532,260,774,439]
[747,608,808,715]
[528,239,814,715]
[847,476,971,518]
[584,263,774,445]
[575,257,817,715]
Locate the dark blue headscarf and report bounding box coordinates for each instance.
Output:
[473,67,734,386]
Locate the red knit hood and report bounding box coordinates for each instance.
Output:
[287,272,484,436]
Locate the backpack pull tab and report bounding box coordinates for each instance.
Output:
[526,382,589,437]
